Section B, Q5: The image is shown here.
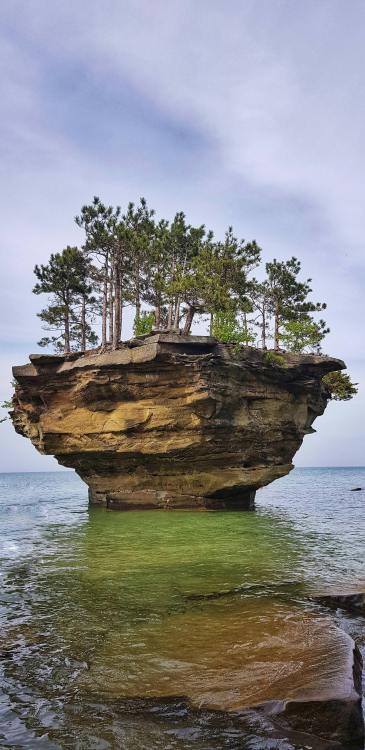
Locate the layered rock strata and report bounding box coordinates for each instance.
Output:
[11,334,344,510]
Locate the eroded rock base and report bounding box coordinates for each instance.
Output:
[88,486,256,511]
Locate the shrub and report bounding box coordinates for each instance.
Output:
[322,371,358,401]
[211,311,255,347]
[133,311,155,337]
[263,351,286,367]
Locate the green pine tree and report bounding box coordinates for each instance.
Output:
[33,247,97,353]
[265,257,327,350]
[322,371,358,401]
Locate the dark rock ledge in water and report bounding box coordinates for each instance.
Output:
[313,592,365,617]
[185,580,304,602]
[10,333,344,510]
[93,689,363,750]
[255,639,363,749]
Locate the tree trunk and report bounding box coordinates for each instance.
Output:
[274,303,279,350]
[167,303,173,329]
[109,267,114,344]
[167,258,179,329]
[101,254,108,348]
[262,307,266,349]
[183,305,195,336]
[135,259,141,325]
[113,262,121,350]
[81,296,86,351]
[173,297,180,329]
[64,306,70,353]
[154,305,161,329]
[209,313,213,335]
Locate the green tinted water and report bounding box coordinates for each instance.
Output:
[1,469,365,748]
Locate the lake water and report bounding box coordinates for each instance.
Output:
[0,468,365,749]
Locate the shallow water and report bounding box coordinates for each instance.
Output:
[0,468,365,749]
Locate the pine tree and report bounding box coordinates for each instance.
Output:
[265,257,327,350]
[166,214,205,330]
[141,218,169,329]
[75,197,120,348]
[172,227,261,335]
[33,247,97,353]
[249,280,271,349]
[322,371,358,400]
[122,198,155,331]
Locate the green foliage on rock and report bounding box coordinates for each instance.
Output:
[322,371,358,401]
[280,317,329,353]
[263,351,286,368]
[133,311,155,337]
[0,381,16,424]
[211,310,256,346]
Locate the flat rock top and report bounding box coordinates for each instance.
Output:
[15,333,345,378]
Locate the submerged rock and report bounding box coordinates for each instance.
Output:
[11,333,344,510]
[313,592,365,617]
[76,598,363,748]
[185,579,303,602]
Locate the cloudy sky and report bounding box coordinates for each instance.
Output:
[0,0,364,471]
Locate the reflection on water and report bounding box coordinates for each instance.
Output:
[0,468,365,748]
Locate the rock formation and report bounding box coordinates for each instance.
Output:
[11,333,344,510]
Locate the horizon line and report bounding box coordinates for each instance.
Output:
[0,466,365,474]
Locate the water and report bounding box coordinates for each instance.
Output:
[0,468,364,749]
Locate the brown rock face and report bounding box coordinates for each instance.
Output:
[11,334,344,510]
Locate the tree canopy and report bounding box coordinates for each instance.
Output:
[322,371,359,401]
[33,246,97,353]
[2,199,359,428]
[34,196,337,359]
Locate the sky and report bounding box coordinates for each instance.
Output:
[0,0,364,471]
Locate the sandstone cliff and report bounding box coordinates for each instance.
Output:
[11,334,344,510]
